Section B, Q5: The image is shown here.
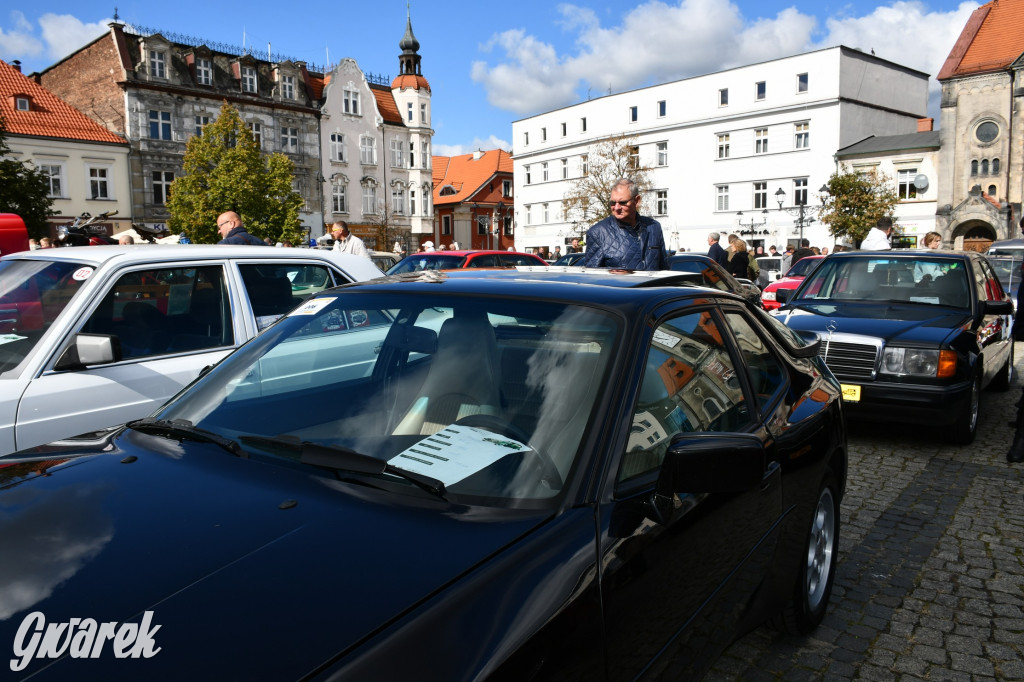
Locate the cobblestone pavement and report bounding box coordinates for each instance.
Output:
[707,344,1024,681]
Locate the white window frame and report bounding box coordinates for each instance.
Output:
[330,133,346,162]
[580,117,587,132]
[410,189,416,216]
[525,165,532,185]
[561,158,568,180]
[542,203,549,224]
[717,134,730,159]
[560,122,567,137]
[392,187,405,215]
[195,58,212,86]
[523,131,529,146]
[716,185,729,212]
[281,75,295,100]
[754,181,767,209]
[502,180,512,198]
[407,102,414,122]
[442,214,451,234]
[40,162,65,198]
[420,103,427,124]
[525,205,532,226]
[421,141,430,168]
[897,168,918,200]
[628,106,638,123]
[541,127,547,142]
[755,128,768,154]
[390,138,405,168]
[655,190,668,216]
[795,122,809,149]
[152,170,174,205]
[657,100,666,118]
[150,50,166,78]
[87,164,112,200]
[581,154,588,176]
[793,178,808,206]
[194,115,210,137]
[242,66,257,93]
[719,88,728,106]
[281,126,299,153]
[362,185,377,214]
[332,183,347,213]
[656,141,668,167]
[149,110,172,140]
[755,81,766,100]
[541,162,549,182]
[797,73,809,93]
[15,97,30,111]
[343,88,361,116]
[359,135,377,165]
[248,122,262,149]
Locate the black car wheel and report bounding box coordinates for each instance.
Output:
[773,470,839,634]
[952,371,982,445]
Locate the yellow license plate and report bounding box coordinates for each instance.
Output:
[841,384,861,402]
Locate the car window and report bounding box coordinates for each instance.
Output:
[500,254,543,267]
[387,255,466,274]
[240,263,338,330]
[976,258,1004,302]
[467,254,499,268]
[723,310,787,414]
[618,309,752,483]
[83,265,232,360]
[798,257,970,307]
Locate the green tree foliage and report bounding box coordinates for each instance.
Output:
[561,135,653,240]
[167,102,304,243]
[819,166,900,244]
[0,114,54,239]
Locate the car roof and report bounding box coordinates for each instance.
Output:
[408,250,538,257]
[828,248,975,260]
[2,244,384,278]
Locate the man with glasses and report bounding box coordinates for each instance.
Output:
[581,178,668,270]
[216,211,266,245]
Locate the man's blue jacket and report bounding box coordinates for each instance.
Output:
[581,215,668,270]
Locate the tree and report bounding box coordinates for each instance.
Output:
[364,195,409,253]
[167,102,304,244]
[819,166,900,244]
[561,135,653,240]
[0,114,54,239]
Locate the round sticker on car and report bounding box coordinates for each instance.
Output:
[72,267,94,281]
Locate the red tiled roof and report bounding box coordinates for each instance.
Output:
[370,84,403,126]
[391,73,430,93]
[0,59,125,145]
[310,74,326,100]
[938,0,1024,80]
[432,149,512,205]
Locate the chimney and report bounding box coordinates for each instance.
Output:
[472,149,484,161]
[12,60,21,72]
[917,117,934,132]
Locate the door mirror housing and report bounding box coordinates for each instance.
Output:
[55,333,121,371]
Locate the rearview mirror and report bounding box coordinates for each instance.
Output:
[54,333,122,370]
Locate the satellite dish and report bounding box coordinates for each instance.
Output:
[913,174,929,192]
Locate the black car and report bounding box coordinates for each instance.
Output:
[667,252,765,307]
[775,249,1014,444]
[552,251,586,266]
[0,270,846,680]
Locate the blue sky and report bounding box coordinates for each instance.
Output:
[1,0,978,155]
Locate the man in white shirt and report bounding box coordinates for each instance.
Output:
[331,221,369,258]
[861,217,893,250]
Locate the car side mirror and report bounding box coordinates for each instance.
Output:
[54,333,122,371]
[984,299,1014,316]
[776,288,794,304]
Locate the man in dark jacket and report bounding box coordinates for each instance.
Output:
[581,178,667,271]
[216,212,266,245]
[707,232,729,266]
[790,238,814,266]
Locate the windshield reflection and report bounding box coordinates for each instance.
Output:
[796,257,970,308]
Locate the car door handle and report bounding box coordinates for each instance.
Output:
[761,460,781,490]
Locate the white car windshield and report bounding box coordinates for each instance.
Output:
[0,259,92,375]
[155,293,620,508]
[794,257,971,308]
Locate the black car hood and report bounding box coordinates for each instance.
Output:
[0,430,550,679]
[778,302,971,345]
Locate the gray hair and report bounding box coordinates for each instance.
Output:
[708,232,721,242]
[611,177,639,198]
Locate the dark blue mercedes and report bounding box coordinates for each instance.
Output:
[0,269,846,680]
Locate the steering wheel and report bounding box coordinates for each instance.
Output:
[453,413,564,489]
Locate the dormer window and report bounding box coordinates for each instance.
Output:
[242,66,257,93]
[195,58,212,86]
[439,185,457,196]
[343,88,361,115]
[15,96,30,111]
[281,75,295,100]
[150,50,166,78]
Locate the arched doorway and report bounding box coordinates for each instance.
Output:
[953,219,997,253]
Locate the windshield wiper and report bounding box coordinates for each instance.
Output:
[299,441,447,500]
[127,417,242,457]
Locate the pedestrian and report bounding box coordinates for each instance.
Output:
[707,232,729,266]
[768,245,778,256]
[861,217,894,250]
[921,231,942,249]
[330,221,370,258]
[782,244,794,271]
[39,237,52,249]
[118,234,134,245]
[423,241,435,252]
[581,178,668,270]
[821,247,829,256]
[216,212,266,245]
[568,238,581,254]
[791,238,814,266]
[553,246,562,260]
[438,244,447,251]
[727,238,750,280]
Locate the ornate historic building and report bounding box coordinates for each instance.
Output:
[936,0,1024,247]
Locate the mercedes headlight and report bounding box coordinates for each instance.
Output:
[880,348,956,378]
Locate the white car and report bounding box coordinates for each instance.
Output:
[0,244,382,455]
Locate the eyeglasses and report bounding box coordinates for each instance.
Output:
[609,198,635,207]
[217,220,232,228]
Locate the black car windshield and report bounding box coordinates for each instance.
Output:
[386,254,467,275]
[0,258,92,376]
[794,256,970,308]
[155,292,620,508]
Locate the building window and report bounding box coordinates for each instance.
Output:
[988,184,997,197]
[971,160,978,176]
[717,134,730,159]
[523,131,529,146]
[525,165,532,185]
[753,182,767,209]
[581,154,588,176]
[362,185,377,214]
[150,50,166,78]
[15,96,29,111]
[542,162,549,182]
[392,188,405,215]
[330,133,346,162]
[897,169,918,199]
[196,58,212,86]
[626,145,640,170]
[242,66,257,93]
[541,127,547,142]
[420,103,427,124]
[343,89,361,115]
[993,158,1001,174]
[390,139,404,168]
[981,159,989,175]
[408,142,416,168]
[410,190,416,216]
[794,178,808,205]
[407,102,413,123]
[560,122,567,137]
[716,185,729,211]
[797,72,808,93]
[657,100,666,117]
[421,141,430,168]
[629,106,638,123]
[89,167,110,199]
[503,213,513,236]
[502,180,512,198]
[152,170,174,205]
[656,141,668,166]
[194,115,210,137]
[332,184,347,213]
[755,128,768,154]
[655,190,668,216]
[975,121,998,143]
[525,205,532,226]
[542,203,549,223]
[281,127,298,153]
[149,110,171,140]
[755,81,766,100]
[442,215,451,234]
[281,75,295,100]
[41,164,63,197]
[794,123,809,149]
[359,135,377,164]
[477,214,489,235]
[580,117,587,132]
[719,88,728,106]
[248,122,262,149]
[561,158,568,179]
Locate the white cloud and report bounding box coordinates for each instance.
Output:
[434,135,512,157]
[38,13,111,62]
[471,0,979,118]
[0,11,44,58]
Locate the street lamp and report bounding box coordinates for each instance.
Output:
[775,187,817,245]
[736,209,769,241]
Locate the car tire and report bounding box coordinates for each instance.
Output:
[772,470,839,635]
[990,347,1013,393]
[952,371,982,445]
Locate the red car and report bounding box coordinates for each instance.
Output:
[761,255,824,310]
[386,250,547,274]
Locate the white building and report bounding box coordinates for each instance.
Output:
[512,46,929,254]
